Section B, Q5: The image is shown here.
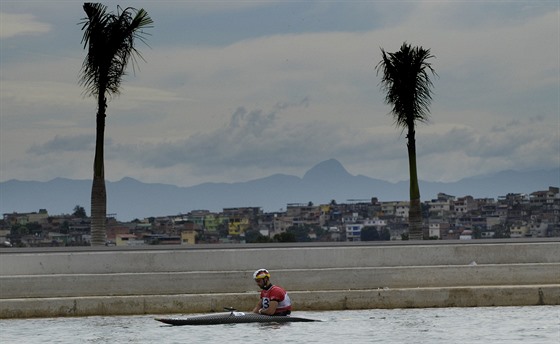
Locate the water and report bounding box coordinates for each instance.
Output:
[1,306,558,344]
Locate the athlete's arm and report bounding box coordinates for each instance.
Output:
[252,300,262,314]
[258,300,278,315]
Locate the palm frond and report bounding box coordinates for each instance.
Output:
[79,3,153,98]
[376,42,437,130]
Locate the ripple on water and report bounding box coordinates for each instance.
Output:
[0,306,558,344]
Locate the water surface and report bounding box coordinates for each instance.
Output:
[1,306,558,344]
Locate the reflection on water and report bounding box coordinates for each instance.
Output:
[1,306,558,344]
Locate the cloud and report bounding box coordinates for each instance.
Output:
[0,12,51,39]
[0,2,557,188]
[108,99,312,169]
[414,115,559,182]
[28,135,96,155]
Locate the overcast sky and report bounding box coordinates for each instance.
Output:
[1,1,558,188]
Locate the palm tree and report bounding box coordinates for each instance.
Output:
[79,3,153,246]
[376,42,436,240]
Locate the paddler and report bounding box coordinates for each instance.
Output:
[252,268,292,316]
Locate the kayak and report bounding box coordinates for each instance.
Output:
[155,310,320,326]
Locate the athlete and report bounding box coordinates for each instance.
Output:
[252,268,292,316]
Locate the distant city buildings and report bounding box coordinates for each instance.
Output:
[2,186,558,247]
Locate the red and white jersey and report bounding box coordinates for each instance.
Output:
[260,285,292,314]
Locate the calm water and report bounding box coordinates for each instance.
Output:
[1,306,558,344]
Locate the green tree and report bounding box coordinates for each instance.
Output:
[273,232,297,242]
[376,42,436,240]
[79,3,153,245]
[472,226,482,239]
[11,224,28,236]
[286,225,314,242]
[379,227,391,241]
[312,225,325,240]
[245,230,274,243]
[361,226,380,241]
[73,205,87,218]
[26,222,43,235]
[492,224,510,238]
[60,220,70,234]
[244,229,261,243]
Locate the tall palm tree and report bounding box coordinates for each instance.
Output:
[79,3,153,246]
[376,42,436,240]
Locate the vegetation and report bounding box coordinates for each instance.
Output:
[492,224,511,238]
[79,3,153,245]
[360,226,379,241]
[360,226,391,241]
[376,42,437,240]
[244,224,328,243]
[73,205,87,218]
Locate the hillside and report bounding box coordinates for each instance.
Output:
[1,159,558,221]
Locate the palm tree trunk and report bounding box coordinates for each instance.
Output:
[90,93,107,246]
[90,176,106,246]
[407,127,424,240]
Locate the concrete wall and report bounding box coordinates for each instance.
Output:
[1,240,559,318]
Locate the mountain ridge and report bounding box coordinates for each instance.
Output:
[1,159,558,221]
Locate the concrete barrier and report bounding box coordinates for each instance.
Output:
[1,240,559,318]
[2,286,559,319]
[1,264,558,299]
[1,241,558,275]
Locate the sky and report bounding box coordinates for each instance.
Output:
[0,0,558,188]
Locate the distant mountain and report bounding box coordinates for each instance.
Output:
[0,159,558,221]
